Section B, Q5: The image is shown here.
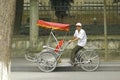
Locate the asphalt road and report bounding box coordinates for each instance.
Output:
[11,58,120,80]
[11,58,120,72]
[11,71,120,80]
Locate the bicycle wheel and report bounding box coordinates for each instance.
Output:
[36,51,57,72]
[78,50,99,71]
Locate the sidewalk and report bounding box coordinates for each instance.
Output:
[11,58,120,72]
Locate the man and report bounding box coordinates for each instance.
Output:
[68,22,87,65]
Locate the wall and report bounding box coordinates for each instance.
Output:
[11,35,120,61]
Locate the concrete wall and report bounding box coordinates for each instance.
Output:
[11,36,120,58]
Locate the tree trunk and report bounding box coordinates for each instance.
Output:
[29,0,39,50]
[14,0,23,35]
[0,0,16,80]
[104,0,108,61]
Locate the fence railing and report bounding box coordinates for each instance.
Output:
[22,1,120,35]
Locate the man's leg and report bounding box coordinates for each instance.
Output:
[70,46,83,63]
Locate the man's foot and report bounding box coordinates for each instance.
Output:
[73,63,78,67]
[58,59,61,63]
[70,61,77,66]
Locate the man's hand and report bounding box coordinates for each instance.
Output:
[68,37,79,44]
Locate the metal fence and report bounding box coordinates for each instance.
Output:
[23,1,120,35]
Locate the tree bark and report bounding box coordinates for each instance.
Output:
[14,0,23,35]
[0,0,16,80]
[29,0,39,50]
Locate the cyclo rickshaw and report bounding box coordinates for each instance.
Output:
[25,20,99,72]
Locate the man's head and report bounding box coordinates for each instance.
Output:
[76,22,82,27]
[76,22,82,30]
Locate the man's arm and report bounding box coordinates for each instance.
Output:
[71,37,79,42]
[69,37,80,43]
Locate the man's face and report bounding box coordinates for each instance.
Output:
[76,26,81,30]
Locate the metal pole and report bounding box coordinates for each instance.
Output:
[103,0,108,61]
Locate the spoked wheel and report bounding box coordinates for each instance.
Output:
[76,50,99,71]
[36,51,57,72]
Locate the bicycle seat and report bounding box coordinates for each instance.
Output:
[54,40,64,53]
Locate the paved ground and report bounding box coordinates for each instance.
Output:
[10,58,120,80]
[11,71,120,80]
[11,58,120,72]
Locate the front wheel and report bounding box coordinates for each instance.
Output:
[76,50,99,71]
[36,51,57,72]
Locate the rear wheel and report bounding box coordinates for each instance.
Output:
[36,51,57,72]
[76,50,99,71]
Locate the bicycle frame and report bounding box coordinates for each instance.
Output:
[43,29,70,61]
[26,19,100,72]
[25,29,99,72]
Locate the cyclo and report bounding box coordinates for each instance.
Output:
[25,20,99,72]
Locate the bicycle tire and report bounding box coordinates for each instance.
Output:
[77,50,99,71]
[36,51,57,72]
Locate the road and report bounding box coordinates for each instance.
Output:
[10,58,120,80]
[11,71,120,80]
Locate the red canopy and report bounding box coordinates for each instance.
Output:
[37,20,69,31]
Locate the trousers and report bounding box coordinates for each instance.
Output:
[70,45,83,63]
